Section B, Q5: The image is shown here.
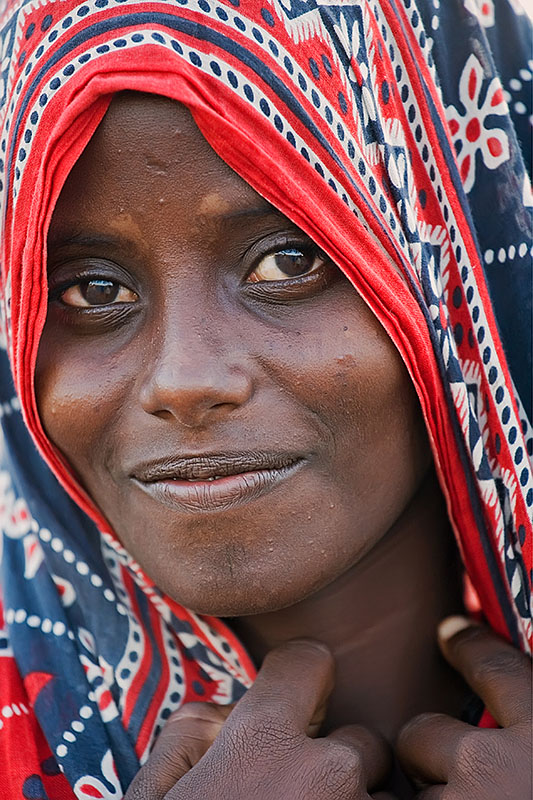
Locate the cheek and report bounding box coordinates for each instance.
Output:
[265,296,430,530]
[35,329,129,478]
[269,299,425,452]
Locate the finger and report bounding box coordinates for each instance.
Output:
[229,639,334,734]
[396,711,472,783]
[438,616,532,726]
[125,702,232,800]
[326,725,392,791]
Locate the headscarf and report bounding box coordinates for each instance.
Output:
[0,0,531,796]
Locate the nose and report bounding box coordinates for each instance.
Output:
[139,315,253,428]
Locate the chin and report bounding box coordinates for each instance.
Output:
[166,584,295,618]
[161,562,339,619]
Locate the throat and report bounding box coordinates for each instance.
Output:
[229,469,467,741]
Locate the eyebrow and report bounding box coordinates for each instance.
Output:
[47,207,290,252]
[219,206,283,221]
[47,231,128,251]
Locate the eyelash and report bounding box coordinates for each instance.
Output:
[47,239,335,314]
[48,264,124,300]
[47,264,141,331]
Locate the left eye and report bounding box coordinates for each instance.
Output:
[247,248,326,283]
[60,279,138,308]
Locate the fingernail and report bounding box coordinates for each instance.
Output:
[438,615,475,641]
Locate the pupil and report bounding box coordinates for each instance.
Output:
[274,249,311,277]
[82,280,119,305]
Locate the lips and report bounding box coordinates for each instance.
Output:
[130,452,305,512]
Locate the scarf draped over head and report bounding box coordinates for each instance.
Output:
[0,0,531,796]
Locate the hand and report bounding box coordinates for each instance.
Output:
[396,616,532,799]
[126,639,395,799]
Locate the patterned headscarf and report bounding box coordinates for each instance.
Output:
[0,0,531,796]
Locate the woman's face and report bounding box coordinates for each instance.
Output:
[36,93,429,616]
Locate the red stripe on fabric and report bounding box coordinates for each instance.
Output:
[135,601,170,759]
[121,566,152,731]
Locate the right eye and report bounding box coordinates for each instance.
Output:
[60,279,138,308]
[247,248,327,283]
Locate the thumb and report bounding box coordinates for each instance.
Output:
[228,639,334,738]
[125,702,233,800]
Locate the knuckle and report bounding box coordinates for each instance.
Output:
[454,731,489,772]
[306,740,364,795]
[454,732,516,781]
[223,710,301,758]
[467,649,525,687]
[449,733,532,800]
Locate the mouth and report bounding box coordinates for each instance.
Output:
[131,452,306,513]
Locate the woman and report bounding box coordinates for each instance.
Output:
[0,0,531,797]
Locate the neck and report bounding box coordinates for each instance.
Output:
[231,469,467,741]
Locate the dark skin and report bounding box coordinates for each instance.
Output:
[35,93,532,799]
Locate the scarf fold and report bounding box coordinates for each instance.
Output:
[0,1,530,796]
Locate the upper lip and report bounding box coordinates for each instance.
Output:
[131,452,304,482]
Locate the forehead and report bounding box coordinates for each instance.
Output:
[49,91,269,236]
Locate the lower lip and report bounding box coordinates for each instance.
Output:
[133,462,304,513]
